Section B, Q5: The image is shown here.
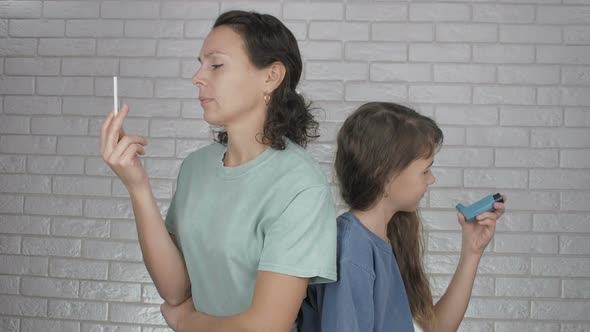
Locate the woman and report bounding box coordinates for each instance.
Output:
[101,11,337,332]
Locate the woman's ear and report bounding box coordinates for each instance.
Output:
[265,61,286,93]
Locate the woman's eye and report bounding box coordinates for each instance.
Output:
[211,64,223,70]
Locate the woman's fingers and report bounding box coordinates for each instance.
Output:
[100,111,116,157]
[104,104,129,158]
[119,143,146,166]
[107,135,147,165]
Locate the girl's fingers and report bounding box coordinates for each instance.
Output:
[119,143,145,166]
[107,136,147,164]
[104,104,129,157]
[476,211,497,222]
[100,111,116,157]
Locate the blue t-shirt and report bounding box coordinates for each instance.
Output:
[298,212,415,332]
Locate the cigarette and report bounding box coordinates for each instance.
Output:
[113,76,118,116]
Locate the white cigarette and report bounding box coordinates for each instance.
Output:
[113,76,118,116]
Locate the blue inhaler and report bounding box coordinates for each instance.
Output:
[456,193,504,222]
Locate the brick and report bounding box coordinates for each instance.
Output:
[495,322,559,332]
[0,19,7,37]
[155,79,197,98]
[220,2,281,17]
[533,213,590,233]
[52,217,109,239]
[372,23,432,42]
[495,148,559,168]
[474,86,535,105]
[157,39,202,57]
[563,280,590,298]
[62,58,118,76]
[9,19,64,37]
[532,128,590,148]
[49,300,107,321]
[27,156,83,175]
[0,135,56,154]
[410,85,471,104]
[532,257,590,277]
[0,255,47,276]
[25,196,83,216]
[84,198,133,219]
[38,38,95,56]
[161,2,219,19]
[560,235,590,255]
[283,3,343,20]
[109,262,151,282]
[346,4,407,21]
[439,127,464,145]
[430,274,494,297]
[561,149,590,168]
[565,26,590,44]
[37,77,93,96]
[474,45,534,63]
[4,96,61,115]
[53,176,111,196]
[410,44,470,62]
[537,6,590,24]
[371,63,431,82]
[0,215,49,235]
[429,189,498,209]
[0,115,29,134]
[563,66,590,86]
[127,20,184,38]
[66,19,122,37]
[21,276,78,298]
[305,61,367,80]
[301,41,342,60]
[309,22,368,41]
[150,119,210,138]
[531,169,590,189]
[44,1,98,18]
[538,46,590,65]
[433,64,495,83]
[82,239,142,262]
[344,42,405,62]
[31,116,88,136]
[434,147,494,167]
[0,275,19,294]
[145,159,183,179]
[101,1,159,19]
[5,57,60,76]
[283,21,307,41]
[108,303,163,324]
[427,231,462,252]
[500,107,562,126]
[0,295,46,316]
[0,38,36,56]
[0,194,24,213]
[0,235,20,254]
[22,236,81,257]
[467,127,529,147]
[85,157,113,177]
[562,324,590,332]
[50,258,107,280]
[0,76,34,95]
[142,284,163,304]
[299,81,343,101]
[495,234,558,254]
[0,175,51,194]
[176,139,210,159]
[464,169,528,188]
[430,167,463,187]
[108,221,137,240]
[436,24,497,42]
[459,321,493,332]
[121,59,180,78]
[532,301,590,320]
[466,298,529,319]
[57,136,100,156]
[503,190,559,211]
[0,1,41,18]
[473,4,535,23]
[97,39,156,57]
[435,106,497,125]
[500,25,562,44]
[345,82,406,102]
[21,319,79,332]
[95,77,153,98]
[498,65,560,85]
[82,323,139,332]
[0,318,18,332]
[80,281,141,302]
[409,3,470,21]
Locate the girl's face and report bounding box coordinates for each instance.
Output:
[192,26,268,126]
[384,157,436,213]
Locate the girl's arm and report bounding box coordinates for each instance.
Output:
[424,200,505,332]
[101,106,191,306]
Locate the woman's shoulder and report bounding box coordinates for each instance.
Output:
[274,140,328,186]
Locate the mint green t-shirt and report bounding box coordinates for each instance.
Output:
[165,139,337,324]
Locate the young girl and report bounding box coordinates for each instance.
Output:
[101,11,337,332]
[299,102,506,332]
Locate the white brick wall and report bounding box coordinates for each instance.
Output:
[0,0,589,330]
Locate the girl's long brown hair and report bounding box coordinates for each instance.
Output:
[335,102,443,326]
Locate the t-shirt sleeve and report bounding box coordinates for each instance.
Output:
[319,260,375,332]
[258,185,337,284]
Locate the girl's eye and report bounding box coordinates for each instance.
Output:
[211,64,223,70]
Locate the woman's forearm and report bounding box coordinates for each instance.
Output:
[129,183,191,305]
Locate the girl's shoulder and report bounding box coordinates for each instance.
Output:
[335,213,376,273]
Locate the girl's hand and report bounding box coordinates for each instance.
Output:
[100,104,149,191]
[458,196,506,256]
[161,297,195,331]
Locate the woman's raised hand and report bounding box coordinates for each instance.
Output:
[100,104,149,191]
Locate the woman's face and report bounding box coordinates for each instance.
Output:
[384,156,436,213]
[192,25,268,126]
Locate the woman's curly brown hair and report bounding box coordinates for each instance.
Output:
[213,10,319,150]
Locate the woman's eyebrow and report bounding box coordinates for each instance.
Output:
[197,51,227,63]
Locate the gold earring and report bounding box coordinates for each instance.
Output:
[264,94,270,106]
